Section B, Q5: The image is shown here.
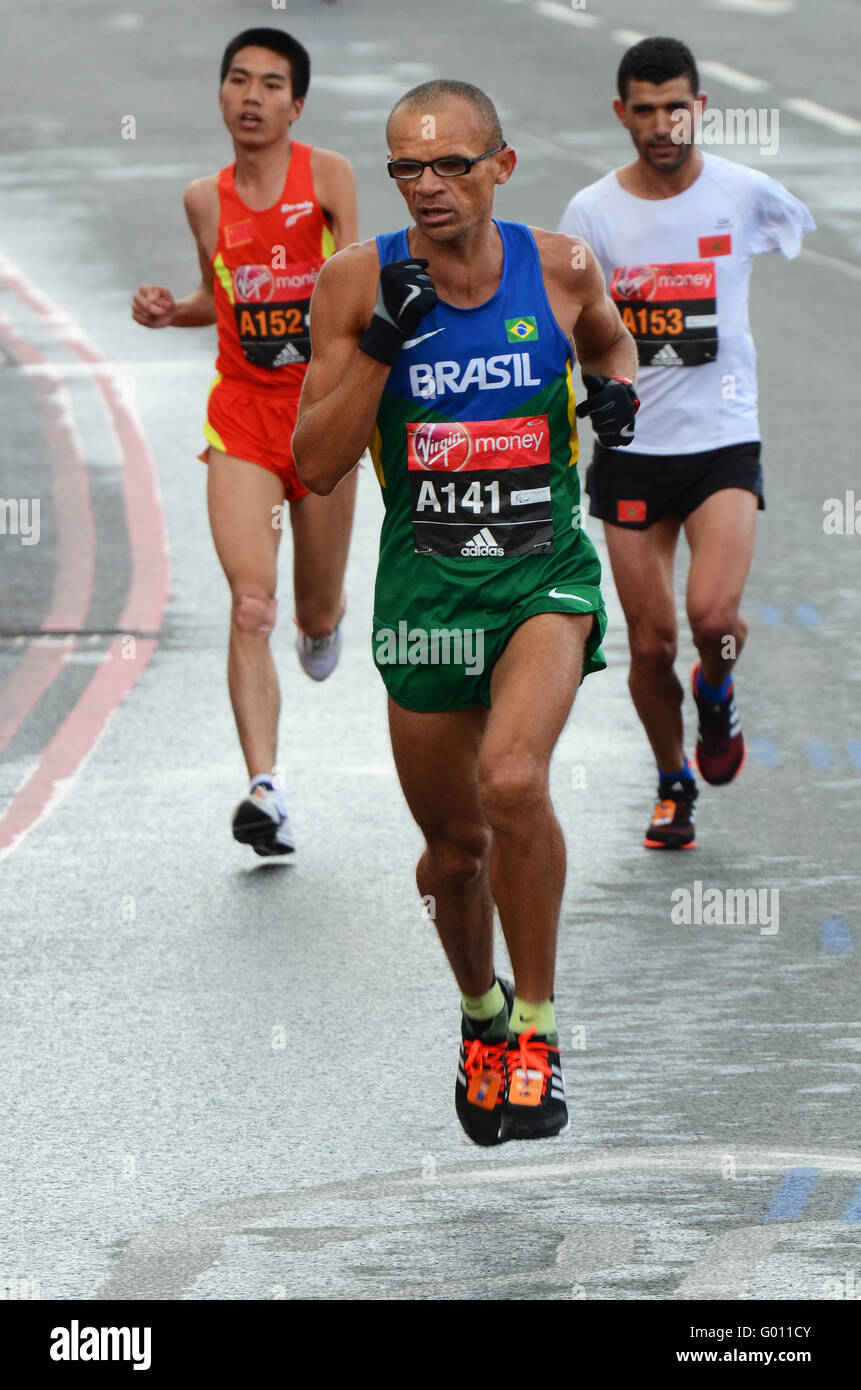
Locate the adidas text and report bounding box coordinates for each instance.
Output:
[461,527,504,557]
[650,343,684,367]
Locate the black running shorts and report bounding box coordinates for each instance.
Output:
[586,440,765,530]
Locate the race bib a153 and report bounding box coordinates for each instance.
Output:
[610,261,718,368]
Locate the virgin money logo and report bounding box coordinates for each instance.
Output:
[234,264,276,302]
[613,266,657,301]
[408,422,472,472]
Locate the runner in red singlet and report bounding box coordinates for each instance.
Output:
[132,28,359,855]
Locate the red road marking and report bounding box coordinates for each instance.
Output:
[0,640,157,861]
[0,252,170,632]
[0,250,170,857]
[0,309,95,630]
[0,641,74,758]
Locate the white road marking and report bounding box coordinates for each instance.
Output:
[698,60,770,92]
[707,0,797,13]
[13,360,209,377]
[800,247,861,286]
[785,97,861,136]
[533,1,603,27]
[674,1222,797,1299]
[95,1144,861,1299]
[611,29,646,46]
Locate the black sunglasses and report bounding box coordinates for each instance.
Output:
[387,144,507,180]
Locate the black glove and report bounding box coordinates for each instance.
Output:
[359,257,438,365]
[575,372,639,447]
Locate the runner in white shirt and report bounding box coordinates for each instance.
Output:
[558,36,815,849]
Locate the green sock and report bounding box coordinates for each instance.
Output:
[461,979,505,1021]
[509,996,557,1043]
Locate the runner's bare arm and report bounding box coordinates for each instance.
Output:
[172,181,218,327]
[568,240,637,381]
[132,179,217,329]
[536,230,637,383]
[310,148,359,253]
[293,243,387,495]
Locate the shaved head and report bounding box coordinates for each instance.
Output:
[387,79,503,148]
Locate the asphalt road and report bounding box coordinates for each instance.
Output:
[0,0,860,1302]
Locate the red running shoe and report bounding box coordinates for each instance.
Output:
[691,662,746,786]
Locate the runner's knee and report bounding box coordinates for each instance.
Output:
[295,601,340,640]
[479,752,546,828]
[688,602,740,650]
[628,621,677,673]
[421,832,489,890]
[233,592,278,634]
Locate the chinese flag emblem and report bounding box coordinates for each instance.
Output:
[618,499,647,523]
[698,234,732,257]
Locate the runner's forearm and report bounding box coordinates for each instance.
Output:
[172,286,216,327]
[578,332,638,385]
[294,350,390,494]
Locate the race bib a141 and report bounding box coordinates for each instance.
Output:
[406,415,554,559]
[610,261,718,368]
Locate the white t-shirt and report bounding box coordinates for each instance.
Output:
[557,152,815,454]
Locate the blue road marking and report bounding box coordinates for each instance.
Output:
[749,738,780,766]
[794,603,820,627]
[804,741,833,769]
[847,740,861,770]
[843,1183,861,1225]
[765,1168,822,1220]
[759,603,782,626]
[821,918,853,953]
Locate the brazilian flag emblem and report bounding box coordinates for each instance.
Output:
[505,315,538,343]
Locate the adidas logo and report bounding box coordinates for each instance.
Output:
[650,342,684,367]
[272,342,304,366]
[460,526,504,557]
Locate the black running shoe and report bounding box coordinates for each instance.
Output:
[455,978,514,1147]
[499,1026,568,1142]
[691,662,746,786]
[643,775,698,850]
[232,783,295,856]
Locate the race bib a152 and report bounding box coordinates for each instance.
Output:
[232,260,318,368]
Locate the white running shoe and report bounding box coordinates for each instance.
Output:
[232,783,295,856]
[296,622,342,681]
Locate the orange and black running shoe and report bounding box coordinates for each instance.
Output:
[499,1026,568,1142]
[691,662,746,786]
[643,775,698,849]
[455,978,513,1147]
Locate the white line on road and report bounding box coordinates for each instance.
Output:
[14,360,209,378]
[674,1223,796,1299]
[800,247,861,285]
[785,97,861,136]
[611,29,646,47]
[533,1,603,27]
[698,60,770,92]
[707,0,797,14]
[95,1144,861,1300]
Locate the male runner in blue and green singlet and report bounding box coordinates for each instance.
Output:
[293,81,638,1145]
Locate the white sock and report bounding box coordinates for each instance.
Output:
[250,774,286,815]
